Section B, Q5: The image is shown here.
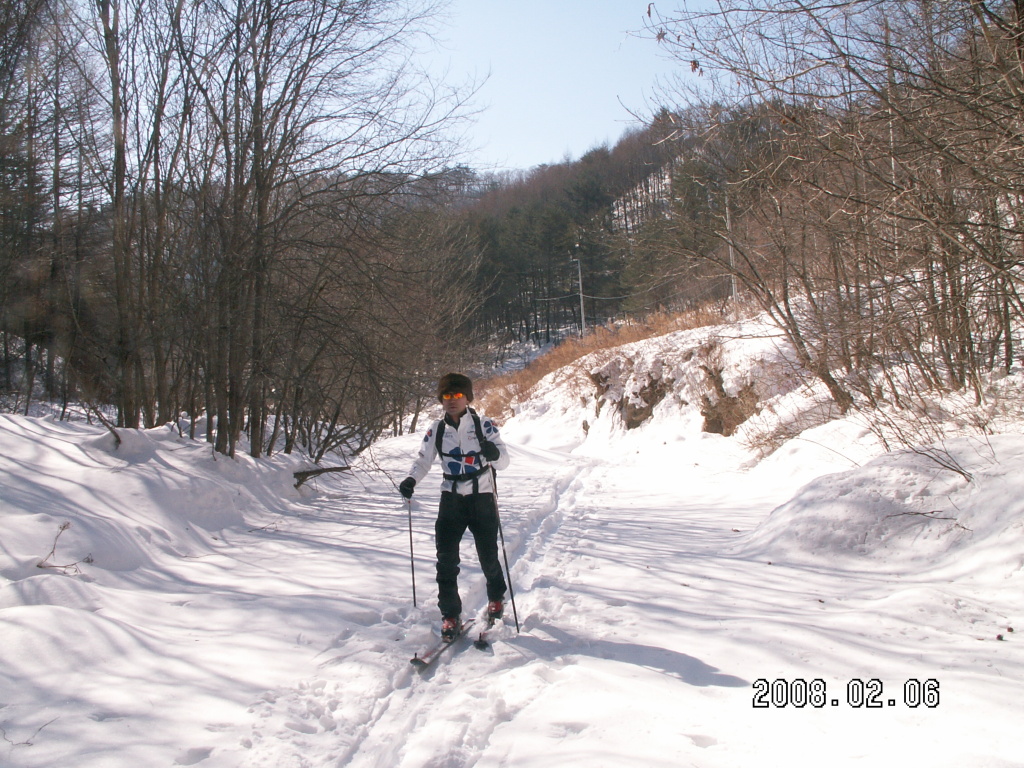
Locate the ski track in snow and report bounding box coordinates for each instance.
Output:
[236,453,768,766]
[233,447,596,768]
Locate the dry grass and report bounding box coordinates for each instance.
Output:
[477,302,749,421]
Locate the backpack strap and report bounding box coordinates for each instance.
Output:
[434,418,445,458]
[471,408,486,448]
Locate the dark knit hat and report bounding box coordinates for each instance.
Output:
[437,372,474,403]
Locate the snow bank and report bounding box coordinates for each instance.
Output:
[740,434,1024,580]
[0,416,302,586]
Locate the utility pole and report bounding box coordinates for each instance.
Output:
[571,247,586,336]
[724,187,737,300]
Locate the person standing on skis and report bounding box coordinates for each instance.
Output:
[399,373,509,639]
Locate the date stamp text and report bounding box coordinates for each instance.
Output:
[752,678,940,709]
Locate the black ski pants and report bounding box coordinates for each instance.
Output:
[435,490,507,619]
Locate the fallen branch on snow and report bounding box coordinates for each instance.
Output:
[293,466,351,488]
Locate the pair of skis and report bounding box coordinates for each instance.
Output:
[409,617,494,669]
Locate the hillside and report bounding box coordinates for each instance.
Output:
[1,314,1022,767]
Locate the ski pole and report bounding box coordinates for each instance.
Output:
[406,497,417,608]
[491,466,519,633]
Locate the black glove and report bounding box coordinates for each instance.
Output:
[399,477,416,499]
[480,441,500,462]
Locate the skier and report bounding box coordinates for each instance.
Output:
[399,373,509,640]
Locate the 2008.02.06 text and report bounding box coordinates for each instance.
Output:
[752,678,940,709]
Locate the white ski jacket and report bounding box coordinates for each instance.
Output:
[408,409,509,495]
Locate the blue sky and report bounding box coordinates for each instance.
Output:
[424,0,680,172]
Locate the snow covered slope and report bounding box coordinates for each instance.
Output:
[1,321,1022,767]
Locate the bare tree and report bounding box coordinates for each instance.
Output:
[164,0,473,456]
[646,0,1024,416]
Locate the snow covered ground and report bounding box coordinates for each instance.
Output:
[2,322,1022,767]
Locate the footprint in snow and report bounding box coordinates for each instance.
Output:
[174,746,213,765]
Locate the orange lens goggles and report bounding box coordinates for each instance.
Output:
[441,392,465,400]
